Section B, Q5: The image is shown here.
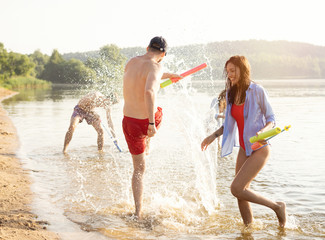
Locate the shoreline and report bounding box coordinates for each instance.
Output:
[0,87,59,240]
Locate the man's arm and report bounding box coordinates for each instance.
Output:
[105,107,116,138]
[145,64,162,137]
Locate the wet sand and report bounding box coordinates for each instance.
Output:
[0,87,59,240]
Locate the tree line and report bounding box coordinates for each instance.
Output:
[63,40,325,80]
[163,40,325,80]
[1,40,325,91]
[0,43,126,93]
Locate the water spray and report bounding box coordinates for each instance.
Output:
[101,122,122,152]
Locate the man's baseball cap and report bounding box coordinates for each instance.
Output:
[148,36,168,53]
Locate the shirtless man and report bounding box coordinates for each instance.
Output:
[122,36,182,219]
[63,91,117,153]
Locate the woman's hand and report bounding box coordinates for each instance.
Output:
[256,130,267,145]
[201,134,216,151]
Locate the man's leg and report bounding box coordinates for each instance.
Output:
[145,137,151,155]
[131,153,146,219]
[92,120,104,151]
[63,116,80,153]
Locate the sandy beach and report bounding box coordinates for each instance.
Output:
[0,87,59,240]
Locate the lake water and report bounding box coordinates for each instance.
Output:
[3,79,325,240]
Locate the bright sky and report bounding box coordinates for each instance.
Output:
[1,0,324,55]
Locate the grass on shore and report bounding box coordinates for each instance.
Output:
[0,76,51,90]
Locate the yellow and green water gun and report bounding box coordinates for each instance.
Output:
[250,125,291,151]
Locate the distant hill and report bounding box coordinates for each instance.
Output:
[62,40,325,79]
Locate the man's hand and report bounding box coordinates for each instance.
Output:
[169,73,183,79]
[147,124,157,137]
[162,73,183,80]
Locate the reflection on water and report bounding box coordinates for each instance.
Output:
[5,84,92,103]
[3,79,325,240]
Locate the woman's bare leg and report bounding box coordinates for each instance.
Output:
[231,146,286,227]
[235,148,253,225]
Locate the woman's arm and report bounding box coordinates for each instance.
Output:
[201,126,224,151]
[258,85,275,124]
[256,121,274,136]
[256,85,275,136]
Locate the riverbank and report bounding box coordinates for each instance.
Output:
[0,87,59,240]
[0,76,51,90]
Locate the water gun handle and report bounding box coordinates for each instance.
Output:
[101,122,123,152]
[113,140,122,152]
[160,79,173,88]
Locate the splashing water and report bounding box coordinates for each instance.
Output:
[4,69,325,239]
[69,69,222,238]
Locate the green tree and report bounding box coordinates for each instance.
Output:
[29,50,49,78]
[41,49,65,82]
[41,49,95,84]
[62,58,94,84]
[1,51,34,77]
[85,44,126,94]
[99,44,126,65]
[11,53,35,76]
[0,43,9,79]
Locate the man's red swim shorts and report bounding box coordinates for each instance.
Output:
[122,107,163,155]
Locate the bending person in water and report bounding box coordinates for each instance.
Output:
[122,36,182,220]
[63,91,118,153]
[201,56,286,228]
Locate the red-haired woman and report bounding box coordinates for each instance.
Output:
[201,56,286,228]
